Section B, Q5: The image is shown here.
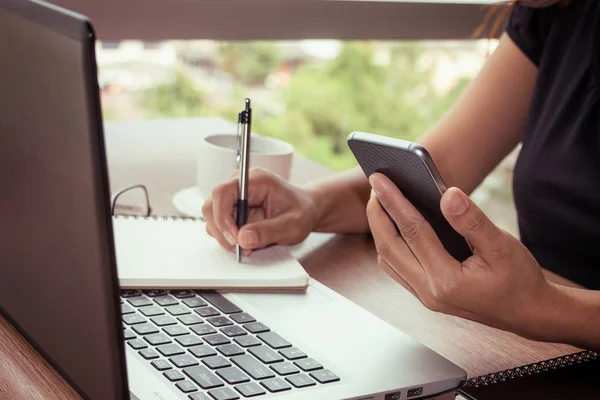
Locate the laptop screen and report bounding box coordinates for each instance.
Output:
[0,1,127,399]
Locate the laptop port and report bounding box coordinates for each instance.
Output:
[384,391,402,400]
[407,387,424,398]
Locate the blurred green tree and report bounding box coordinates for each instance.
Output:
[257,42,470,170]
[219,42,283,85]
[140,69,206,118]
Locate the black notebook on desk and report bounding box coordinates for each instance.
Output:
[456,351,600,400]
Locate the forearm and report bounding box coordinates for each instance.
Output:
[525,283,600,351]
[303,166,371,233]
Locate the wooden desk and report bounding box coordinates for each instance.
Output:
[0,118,581,400]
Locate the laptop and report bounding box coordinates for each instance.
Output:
[0,1,466,399]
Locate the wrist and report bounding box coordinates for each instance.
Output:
[521,282,599,349]
[302,184,331,232]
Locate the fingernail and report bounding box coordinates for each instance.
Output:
[369,175,381,195]
[241,230,258,247]
[224,231,237,245]
[447,190,469,215]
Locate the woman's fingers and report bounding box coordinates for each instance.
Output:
[203,199,235,251]
[366,192,428,288]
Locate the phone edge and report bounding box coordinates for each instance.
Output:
[347,131,448,194]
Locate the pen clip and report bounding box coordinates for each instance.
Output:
[236,112,242,165]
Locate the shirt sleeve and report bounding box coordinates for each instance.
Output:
[505,5,557,66]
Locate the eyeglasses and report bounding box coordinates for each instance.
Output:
[110,184,152,217]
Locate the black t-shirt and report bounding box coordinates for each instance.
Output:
[507,1,600,288]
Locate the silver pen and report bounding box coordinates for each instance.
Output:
[236,98,252,262]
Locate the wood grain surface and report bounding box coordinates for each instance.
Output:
[0,118,581,400]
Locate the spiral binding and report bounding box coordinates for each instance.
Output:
[459,350,599,388]
[113,214,206,223]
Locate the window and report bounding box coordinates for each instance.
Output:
[97,37,519,235]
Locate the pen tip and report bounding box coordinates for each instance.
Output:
[236,244,242,263]
[245,98,250,110]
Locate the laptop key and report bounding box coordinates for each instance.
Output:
[189,394,211,400]
[132,323,159,335]
[205,334,230,347]
[170,354,200,368]
[121,289,142,298]
[145,333,172,346]
[123,314,146,325]
[207,316,233,327]
[278,347,307,360]
[154,295,179,306]
[127,297,153,307]
[242,322,269,334]
[152,359,173,371]
[234,336,261,348]
[176,335,203,347]
[163,325,190,337]
[217,344,244,357]
[257,332,291,349]
[178,315,203,326]
[261,377,291,393]
[310,369,340,384]
[182,297,208,308]
[197,291,242,314]
[127,339,147,350]
[151,315,177,327]
[176,380,198,393]
[123,329,136,340]
[143,289,168,297]
[189,344,217,358]
[191,324,217,336]
[231,355,275,380]
[166,305,191,316]
[270,362,299,376]
[183,365,225,389]
[121,304,135,315]
[285,374,316,388]
[294,358,322,372]
[216,367,250,385]
[195,307,220,318]
[164,370,185,382]
[157,343,185,357]
[171,290,196,298]
[208,387,239,400]
[202,356,231,370]
[234,382,266,397]
[230,313,255,324]
[220,326,247,338]
[139,349,159,360]
[139,306,165,317]
[248,346,284,364]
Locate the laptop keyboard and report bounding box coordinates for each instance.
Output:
[120,289,340,399]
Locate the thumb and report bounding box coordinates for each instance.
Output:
[440,187,504,255]
[237,213,304,250]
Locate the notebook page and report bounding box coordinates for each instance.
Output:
[112,217,309,289]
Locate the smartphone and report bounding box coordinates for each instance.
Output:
[347,131,472,262]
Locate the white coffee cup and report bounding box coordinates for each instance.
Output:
[196,133,294,200]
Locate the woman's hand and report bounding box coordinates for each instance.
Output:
[367,172,560,341]
[202,168,318,253]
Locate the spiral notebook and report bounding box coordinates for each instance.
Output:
[456,350,600,400]
[111,215,310,291]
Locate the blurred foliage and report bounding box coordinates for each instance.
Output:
[255,42,470,170]
[140,69,206,118]
[219,42,283,85]
[138,41,471,171]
